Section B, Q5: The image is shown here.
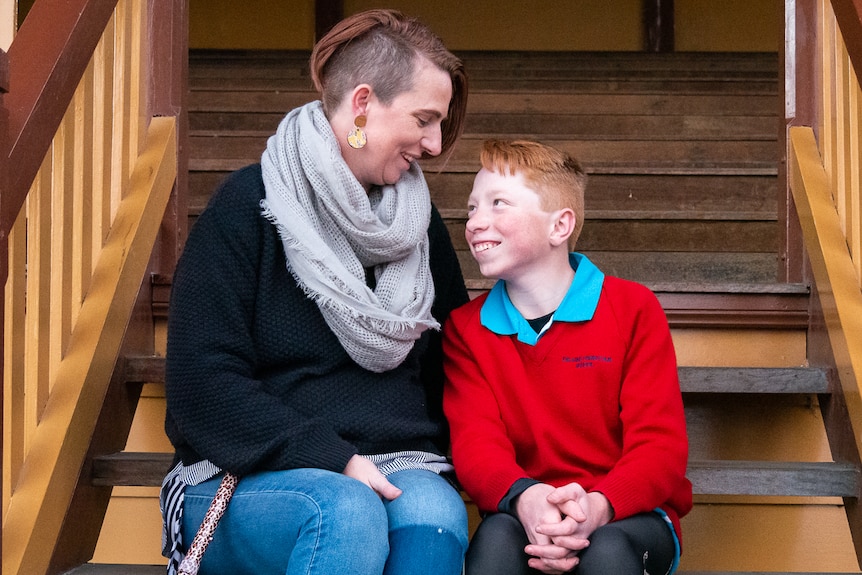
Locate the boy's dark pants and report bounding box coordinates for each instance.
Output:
[466,510,675,575]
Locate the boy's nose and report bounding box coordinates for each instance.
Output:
[465,209,488,233]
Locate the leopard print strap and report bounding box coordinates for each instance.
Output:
[177,472,239,575]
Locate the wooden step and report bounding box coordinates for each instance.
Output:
[444,217,778,253]
[189,49,780,85]
[186,133,778,173]
[121,355,823,393]
[188,90,779,120]
[457,250,780,285]
[190,111,778,140]
[63,565,861,575]
[149,277,809,329]
[90,451,859,499]
[99,360,846,497]
[189,172,778,219]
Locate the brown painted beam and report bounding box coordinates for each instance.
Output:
[315,0,343,42]
[643,0,674,52]
[149,0,190,277]
[831,0,862,82]
[0,45,7,569]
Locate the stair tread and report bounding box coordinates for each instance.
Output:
[91,451,859,499]
[64,565,860,575]
[124,355,824,393]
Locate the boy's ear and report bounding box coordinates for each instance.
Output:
[549,208,576,248]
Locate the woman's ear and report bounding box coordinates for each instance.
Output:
[350,84,372,117]
[549,208,576,248]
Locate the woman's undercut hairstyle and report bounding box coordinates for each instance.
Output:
[310,9,468,157]
[480,139,588,244]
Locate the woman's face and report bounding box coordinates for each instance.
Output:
[354,58,453,189]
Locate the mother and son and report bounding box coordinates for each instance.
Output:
[159,8,692,575]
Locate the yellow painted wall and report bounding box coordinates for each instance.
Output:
[188,0,781,52]
[189,0,315,49]
[676,0,783,52]
[344,0,643,52]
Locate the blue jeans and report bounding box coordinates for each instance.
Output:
[182,467,468,575]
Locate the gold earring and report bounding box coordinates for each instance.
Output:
[347,115,367,149]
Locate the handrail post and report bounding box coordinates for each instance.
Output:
[0,43,8,570]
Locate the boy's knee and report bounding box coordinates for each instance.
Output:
[578,526,640,574]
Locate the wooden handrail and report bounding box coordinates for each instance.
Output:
[831,0,862,82]
[0,0,118,237]
[1,1,186,572]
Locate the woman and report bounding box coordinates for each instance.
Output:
[160,9,470,575]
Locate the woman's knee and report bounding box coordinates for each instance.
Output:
[382,471,468,574]
[183,470,391,574]
[385,471,468,541]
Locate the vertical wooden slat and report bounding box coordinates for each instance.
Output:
[3,208,26,517]
[24,154,53,446]
[854,83,862,282]
[93,13,115,263]
[112,0,132,206]
[838,46,851,226]
[50,104,75,383]
[73,61,95,324]
[850,66,862,281]
[129,0,147,160]
[820,0,836,194]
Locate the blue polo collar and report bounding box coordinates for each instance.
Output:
[480,253,605,345]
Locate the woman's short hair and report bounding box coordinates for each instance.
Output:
[310,9,468,157]
[480,139,588,245]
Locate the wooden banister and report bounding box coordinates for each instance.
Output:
[1,1,186,572]
[1,0,118,237]
[831,0,862,82]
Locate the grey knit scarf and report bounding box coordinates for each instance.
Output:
[260,101,439,372]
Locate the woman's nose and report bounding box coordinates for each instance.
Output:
[422,126,443,157]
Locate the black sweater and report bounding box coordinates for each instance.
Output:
[164,164,468,477]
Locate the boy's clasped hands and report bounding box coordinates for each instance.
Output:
[515,483,614,574]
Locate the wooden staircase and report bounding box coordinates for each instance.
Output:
[75,51,862,574]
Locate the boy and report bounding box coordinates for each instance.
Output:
[443,140,692,575]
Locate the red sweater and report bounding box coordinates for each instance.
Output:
[443,257,692,542]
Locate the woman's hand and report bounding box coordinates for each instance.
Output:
[515,483,582,574]
[343,454,403,500]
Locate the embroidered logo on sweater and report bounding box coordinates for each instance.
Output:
[563,354,612,368]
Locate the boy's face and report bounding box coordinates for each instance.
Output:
[466,167,560,281]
